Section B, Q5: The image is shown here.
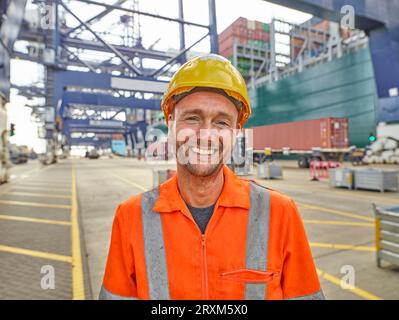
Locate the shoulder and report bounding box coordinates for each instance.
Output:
[268,188,303,232]
[249,181,298,218]
[249,181,295,206]
[269,188,296,211]
[116,187,160,219]
[115,192,143,224]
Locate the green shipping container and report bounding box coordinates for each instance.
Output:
[245,47,378,147]
[262,23,270,33]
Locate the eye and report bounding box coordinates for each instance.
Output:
[184,115,200,123]
[215,120,230,127]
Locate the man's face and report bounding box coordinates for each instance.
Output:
[169,91,239,177]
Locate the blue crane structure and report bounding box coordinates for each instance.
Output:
[1,0,219,157]
[2,0,398,160]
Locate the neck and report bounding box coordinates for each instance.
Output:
[177,165,225,208]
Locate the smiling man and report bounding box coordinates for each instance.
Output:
[99,54,324,300]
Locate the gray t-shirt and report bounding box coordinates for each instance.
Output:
[187,204,215,234]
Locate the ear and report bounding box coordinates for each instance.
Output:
[167,113,176,134]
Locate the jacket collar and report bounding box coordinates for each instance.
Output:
[152,165,250,213]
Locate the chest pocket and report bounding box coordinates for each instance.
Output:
[220,269,281,284]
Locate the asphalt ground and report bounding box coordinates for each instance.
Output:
[0,160,90,299]
[1,157,398,300]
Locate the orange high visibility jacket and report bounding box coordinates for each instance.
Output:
[100,166,324,300]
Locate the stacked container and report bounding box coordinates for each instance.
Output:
[219,18,270,55]
[291,17,356,59]
[219,17,270,78]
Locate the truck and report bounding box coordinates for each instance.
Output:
[9,144,29,164]
[249,117,354,168]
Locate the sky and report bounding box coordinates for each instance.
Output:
[9,0,311,153]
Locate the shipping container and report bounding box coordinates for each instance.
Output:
[313,20,330,32]
[262,23,270,33]
[255,21,263,30]
[112,140,127,156]
[247,20,256,30]
[218,17,270,47]
[219,36,248,51]
[251,118,349,150]
[234,17,247,27]
[218,17,271,80]
[253,30,262,41]
[111,134,124,140]
[220,47,233,58]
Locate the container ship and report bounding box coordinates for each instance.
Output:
[219,17,377,149]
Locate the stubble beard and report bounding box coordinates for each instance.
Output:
[176,141,226,178]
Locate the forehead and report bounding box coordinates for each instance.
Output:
[174,91,238,117]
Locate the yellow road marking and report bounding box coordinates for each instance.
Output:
[15,179,71,188]
[297,202,374,222]
[310,242,375,252]
[0,214,71,226]
[8,164,52,183]
[20,180,70,185]
[111,175,375,224]
[71,166,85,300]
[316,268,383,300]
[13,185,71,191]
[264,180,398,205]
[11,185,71,192]
[0,244,72,263]
[0,199,71,209]
[15,179,70,185]
[304,219,373,227]
[333,189,398,205]
[5,191,71,199]
[108,172,148,192]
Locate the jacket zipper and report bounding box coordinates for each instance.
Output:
[184,204,219,300]
[201,234,209,299]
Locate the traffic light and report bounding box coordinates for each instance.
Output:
[10,123,15,136]
[368,132,376,143]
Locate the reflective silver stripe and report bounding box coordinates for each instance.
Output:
[141,188,170,300]
[286,290,326,300]
[245,182,270,300]
[98,286,137,300]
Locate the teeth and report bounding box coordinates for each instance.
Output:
[191,147,216,155]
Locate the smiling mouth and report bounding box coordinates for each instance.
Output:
[190,146,219,156]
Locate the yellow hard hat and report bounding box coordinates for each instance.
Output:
[161,54,251,126]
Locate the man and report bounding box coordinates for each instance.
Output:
[99,54,324,300]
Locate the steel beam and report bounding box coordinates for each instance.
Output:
[0,0,28,52]
[0,0,27,100]
[150,32,210,77]
[61,44,97,72]
[63,118,129,134]
[60,91,161,113]
[52,70,167,103]
[59,0,143,76]
[64,0,127,37]
[68,137,111,147]
[73,0,210,29]
[178,0,187,64]
[17,28,173,60]
[208,0,219,53]
[263,0,384,31]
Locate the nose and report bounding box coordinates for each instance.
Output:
[197,126,220,150]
